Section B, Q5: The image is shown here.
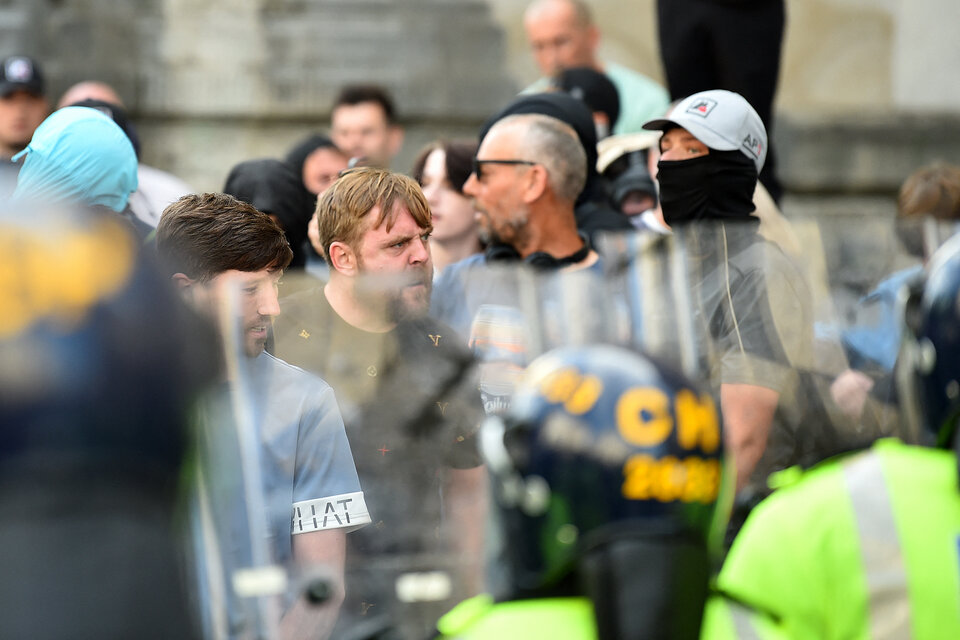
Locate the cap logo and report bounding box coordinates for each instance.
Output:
[685,98,717,118]
[741,133,763,160]
[5,57,33,83]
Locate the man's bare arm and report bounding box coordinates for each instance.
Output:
[720,383,779,492]
[443,466,488,595]
[279,529,346,640]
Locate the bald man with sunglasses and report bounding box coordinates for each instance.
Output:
[431,112,601,341]
[464,113,597,268]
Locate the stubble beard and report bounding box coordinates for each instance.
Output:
[389,266,432,321]
[355,258,433,322]
[481,208,531,252]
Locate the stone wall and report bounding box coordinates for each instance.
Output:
[3,0,960,201]
[4,0,518,190]
[487,0,960,216]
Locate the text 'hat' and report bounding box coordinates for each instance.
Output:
[643,89,766,173]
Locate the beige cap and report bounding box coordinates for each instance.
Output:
[596,131,662,174]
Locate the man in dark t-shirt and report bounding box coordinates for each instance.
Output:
[272,167,485,636]
[276,287,480,555]
[642,90,813,494]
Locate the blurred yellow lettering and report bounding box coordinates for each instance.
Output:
[0,220,134,338]
[616,387,672,447]
[675,389,720,453]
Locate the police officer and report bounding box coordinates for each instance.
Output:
[718,233,960,639]
[0,206,218,639]
[435,344,785,639]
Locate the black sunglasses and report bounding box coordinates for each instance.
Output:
[472,157,537,181]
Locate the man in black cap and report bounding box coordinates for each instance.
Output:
[0,55,49,194]
[551,66,619,140]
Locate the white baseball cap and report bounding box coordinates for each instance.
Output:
[643,89,767,173]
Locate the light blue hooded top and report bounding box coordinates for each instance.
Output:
[12,106,138,212]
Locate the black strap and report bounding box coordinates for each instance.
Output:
[486,233,591,270]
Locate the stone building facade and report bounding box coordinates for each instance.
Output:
[3,0,959,204]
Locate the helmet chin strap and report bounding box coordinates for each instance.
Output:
[577,529,710,640]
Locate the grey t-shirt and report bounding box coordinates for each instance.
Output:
[245,351,369,563]
[194,351,368,637]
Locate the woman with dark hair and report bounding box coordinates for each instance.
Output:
[286,134,350,270]
[411,139,482,274]
[285,133,349,197]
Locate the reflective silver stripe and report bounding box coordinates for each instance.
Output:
[844,451,912,639]
[728,603,763,640]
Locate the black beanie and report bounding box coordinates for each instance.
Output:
[223,158,314,269]
[553,66,620,132]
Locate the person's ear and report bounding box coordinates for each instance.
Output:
[171,272,196,291]
[170,272,203,306]
[328,241,358,276]
[522,164,549,204]
[388,125,405,159]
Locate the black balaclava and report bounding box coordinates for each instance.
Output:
[223,158,313,269]
[657,146,758,226]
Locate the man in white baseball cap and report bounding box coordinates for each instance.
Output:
[643,89,767,224]
[640,89,815,506]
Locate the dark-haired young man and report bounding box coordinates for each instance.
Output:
[330,84,404,169]
[157,193,368,638]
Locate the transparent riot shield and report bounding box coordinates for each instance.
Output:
[788,213,958,447]
[619,215,958,505]
[272,258,718,638]
[270,270,486,640]
[191,274,351,640]
[191,280,281,640]
[426,250,735,635]
[0,206,218,639]
[265,215,952,636]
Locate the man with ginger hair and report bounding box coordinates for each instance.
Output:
[272,167,485,636]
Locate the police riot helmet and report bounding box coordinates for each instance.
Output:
[482,344,730,637]
[0,207,217,463]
